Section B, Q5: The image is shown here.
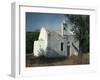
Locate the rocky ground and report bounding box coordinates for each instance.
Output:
[26,53,89,67]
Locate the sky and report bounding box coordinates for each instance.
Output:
[26,12,66,32]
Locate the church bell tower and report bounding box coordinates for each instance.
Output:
[61,20,68,36]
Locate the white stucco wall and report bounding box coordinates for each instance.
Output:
[72,40,79,56]
[34,41,40,56]
[34,40,46,56]
[39,27,48,49]
[67,35,79,56]
[34,27,48,57]
[33,27,79,57]
[47,32,67,57]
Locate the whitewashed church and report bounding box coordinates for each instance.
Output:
[33,21,79,57]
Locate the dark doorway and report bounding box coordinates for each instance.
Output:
[67,46,70,56]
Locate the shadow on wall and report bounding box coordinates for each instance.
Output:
[37,47,63,58]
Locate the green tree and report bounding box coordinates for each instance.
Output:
[64,14,89,54]
[26,32,40,54]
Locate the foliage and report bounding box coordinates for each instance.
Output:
[64,14,90,54]
[26,32,40,53]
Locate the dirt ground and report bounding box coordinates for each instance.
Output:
[26,53,89,67]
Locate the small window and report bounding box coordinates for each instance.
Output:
[61,42,63,51]
[64,27,66,30]
[48,33,51,39]
[67,41,70,44]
